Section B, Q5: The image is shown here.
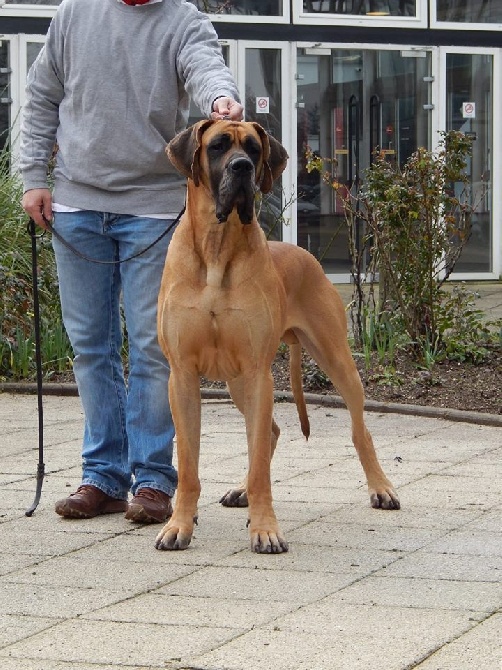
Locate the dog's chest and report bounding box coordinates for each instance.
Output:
[163,278,281,380]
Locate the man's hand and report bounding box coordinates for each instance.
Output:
[211,97,244,121]
[22,188,53,230]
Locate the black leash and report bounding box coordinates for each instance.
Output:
[24,209,183,515]
[25,218,45,516]
[40,208,184,265]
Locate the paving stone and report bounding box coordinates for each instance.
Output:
[1,392,500,670]
[3,619,244,667]
[193,603,478,670]
[157,565,356,602]
[334,575,501,612]
[414,613,502,669]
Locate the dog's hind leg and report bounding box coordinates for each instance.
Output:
[296,322,400,510]
[219,375,280,509]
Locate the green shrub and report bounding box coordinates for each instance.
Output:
[306,131,499,368]
[0,137,73,381]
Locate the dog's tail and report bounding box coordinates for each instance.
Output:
[288,340,310,440]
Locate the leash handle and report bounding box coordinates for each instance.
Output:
[40,208,184,265]
[25,218,46,517]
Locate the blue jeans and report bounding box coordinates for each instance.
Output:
[52,211,178,500]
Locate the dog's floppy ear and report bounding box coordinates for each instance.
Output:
[251,123,289,194]
[166,120,214,186]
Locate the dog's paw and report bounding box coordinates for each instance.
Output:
[219,487,248,507]
[369,486,400,510]
[155,520,193,550]
[250,528,289,554]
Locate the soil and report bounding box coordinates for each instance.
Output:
[36,340,501,417]
[201,346,502,416]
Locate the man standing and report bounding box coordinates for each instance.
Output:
[20,0,243,523]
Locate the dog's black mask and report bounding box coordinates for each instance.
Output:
[207,134,262,225]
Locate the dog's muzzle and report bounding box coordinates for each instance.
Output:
[216,155,257,225]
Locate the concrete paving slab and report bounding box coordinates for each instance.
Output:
[424,529,502,557]
[0,392,500,669]
[192,603,480,670]
[83,592,297,629]
[214,542,404,576]
[335,575,501,612]
[320,501,483,530]
[5,555,198,593]
[378,550,502,583]
[414,613,502,669]
[287,519,443,551]
[1,521,115,556]
[0,615,57,648]
[0,582,128,618]
[156,564,357,602]
[4,619,243,667]
[0,662,150,670]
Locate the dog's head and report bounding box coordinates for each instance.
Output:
[167,120,288,224]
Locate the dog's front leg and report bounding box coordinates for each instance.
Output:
[156,370,201,550]
[244,372,288,554]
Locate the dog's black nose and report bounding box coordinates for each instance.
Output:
[229,157,253,174]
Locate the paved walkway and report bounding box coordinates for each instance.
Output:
[1,392,500,669]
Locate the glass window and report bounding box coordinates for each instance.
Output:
[4,1,62,4]
[302,0,415,17]
[190,0,283,17]
[436,0,502,23]
[296,48,431,275]
[0,42,11,152]
[446,53,493,274]
[245,48,283,240]
[27,42,45,71]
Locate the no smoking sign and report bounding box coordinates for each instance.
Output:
[255,96,270,114]
[462,102,476,119]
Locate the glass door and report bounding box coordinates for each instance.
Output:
[444,51,494,275]
[296,47,431,277]
[242,44,286,240]
[0,40,13,153]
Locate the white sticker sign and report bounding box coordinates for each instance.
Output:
[462,102,476,119]
[255,96,269,114]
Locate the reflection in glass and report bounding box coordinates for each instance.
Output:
[245,49,283,240]
[302,0,415,16]
[437,0,502,23]
[0,42,10,153]
[296,48,430,275]
[190,0,282,16]
[5,0,63,4]
[446,54,493,273]
[27,42,44,71]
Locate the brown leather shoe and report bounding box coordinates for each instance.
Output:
[55,484,128,519]
[125,487,173,524]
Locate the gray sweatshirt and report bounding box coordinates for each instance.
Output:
[19,0,240,214]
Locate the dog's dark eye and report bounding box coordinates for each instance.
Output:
[208,135,230,154]
[243,138,261,162]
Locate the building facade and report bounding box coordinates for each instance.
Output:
[1,0,501,280]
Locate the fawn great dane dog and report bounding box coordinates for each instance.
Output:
[155,120,399,554]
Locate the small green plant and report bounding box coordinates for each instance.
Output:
[437,284,497,364]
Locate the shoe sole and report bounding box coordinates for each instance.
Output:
[55,501,128,519]
[124,503,172,524]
